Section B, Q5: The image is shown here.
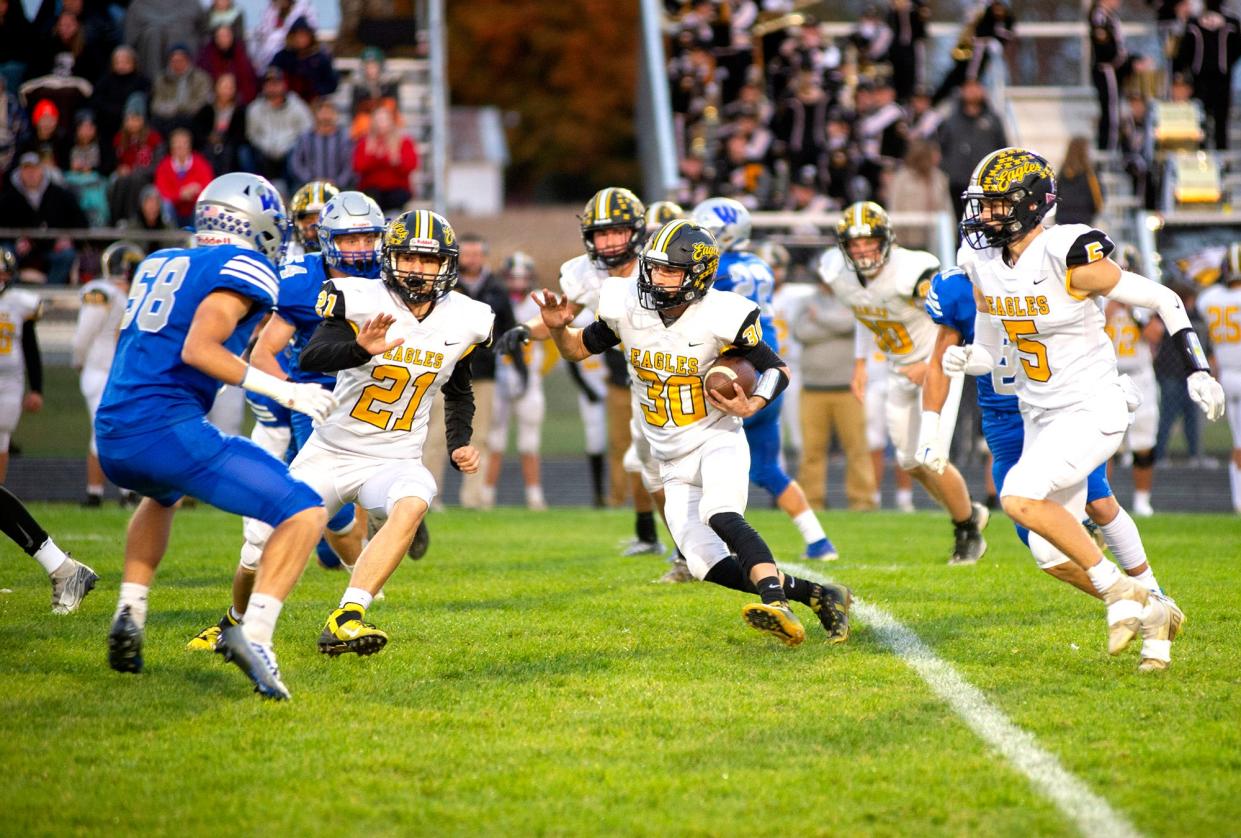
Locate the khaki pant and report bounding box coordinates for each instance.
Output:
[798,388,876,510]
[606,383,632,507]
[457,378,495,508]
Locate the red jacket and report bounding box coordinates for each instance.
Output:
[353,134,418,193]
[154,153,214,220]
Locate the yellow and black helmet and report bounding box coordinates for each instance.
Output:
[102,241,145,284]
[580,187,646,269]
[382,209,460,305]
[0,246,17,292]
[960,147,1057,251]
[644,200,686,233]
[1223,242,1241,286]
[638,220,720,311]
[837,201,894,276]
[289,180,340,251]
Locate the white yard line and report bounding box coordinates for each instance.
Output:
[785,562,1142,838]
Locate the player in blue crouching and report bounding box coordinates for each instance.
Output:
[95,172,336,700]
[692,197,838,561]
[921,266,1166,597]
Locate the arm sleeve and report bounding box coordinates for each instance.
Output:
[441,359,475,461]
[582,319,622,354]
[22,320,42,393]
[299,318,372,372]
[724,338,785,372]
[971,307,1002,369]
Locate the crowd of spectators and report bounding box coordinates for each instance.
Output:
[0,0,422,283]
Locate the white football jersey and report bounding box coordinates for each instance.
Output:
[596,278,759,461]
[0,287,41,377]
[73,280,127,373]
[771,282,815,372]
[1103,302,1154,375]
[818,244,941,368]
[500,294,546,383]
[1198,282,1241,374]
[559,253,639,314]
[959,224,1119,411]
[313,280,495,460]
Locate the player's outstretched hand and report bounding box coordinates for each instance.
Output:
[357,313,404,356]
[1187,371,1226,421]
[706,382,765,418]
[533,290,575,330]
[495,324,531,355]
[452,445,481,474]
[285,382,337,423]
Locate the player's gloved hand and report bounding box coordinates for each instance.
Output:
[242,366,337,423]
[942,344,993,376]
[1187,371,1226,421]
[914,411,947,474]
[1117,374,1143,413]
[495,324,531,355]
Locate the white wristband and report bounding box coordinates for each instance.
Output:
[241,365,292,403]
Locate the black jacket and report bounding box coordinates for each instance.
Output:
[456,269,519,382]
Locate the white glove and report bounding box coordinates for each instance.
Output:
[914,410,947,474]
[1187,371,1226,421]
[942,344,994,376]
[241,366,337,423]
[1117,374,1142,413]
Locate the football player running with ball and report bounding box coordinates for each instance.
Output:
[537,220,852,646]
[820,202,989,564]
[948,147,1225,670]
[251,210,493,658]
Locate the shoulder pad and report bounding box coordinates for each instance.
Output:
[315,279,346,320]
[1063,227,1115,269]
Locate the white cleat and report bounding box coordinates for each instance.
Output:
[1138,594,1185,672]
[50,558,100,614]
[1102,576,1150,655]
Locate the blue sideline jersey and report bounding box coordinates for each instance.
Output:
[275,252,335,388]
[96,245,278,439]
[712,251,779,354]
[924,267,1019,415]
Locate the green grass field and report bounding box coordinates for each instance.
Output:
[2,506,1240,836]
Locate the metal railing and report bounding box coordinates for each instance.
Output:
[638,0,680,201]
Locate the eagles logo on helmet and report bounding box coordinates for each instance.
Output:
[580,187,646,269]
[960,147,1058,251]
[290,180,340,252]
[637,220,720,311]
[382,209,460,305]
[836,201,894,277]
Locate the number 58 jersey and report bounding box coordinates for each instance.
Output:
[312,278,494,460]
[596,277,761,462]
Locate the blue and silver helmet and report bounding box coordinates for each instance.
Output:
[193,172,291,264]
[319,191,385,279]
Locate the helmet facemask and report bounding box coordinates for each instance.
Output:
[585,223,644,269]
[384,249,458,306]
[960,188,1032,250]
[294,212,323,252]
[840,234,891,278]
[323,228,383,278]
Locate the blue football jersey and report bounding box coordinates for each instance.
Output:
[276,253,334,388]
[925,267,1019,415]
[96,245,279,438]
[713,251,779,354]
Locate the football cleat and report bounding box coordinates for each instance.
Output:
[408,520,430,560]
[50,558,99,614]
[186,610,238,651]
[107,606,144,674]
[948,502,989,565]
[215,625,291,700]
[741,601,806,647]
[620,538,664,557]
[809,583,853,643]
[804,536,839,561]
[318,604,389,657]
[1082,519,1107,552]
[1102,575,1150,655]
[1138,594,1185,672]
[655,556,694,584]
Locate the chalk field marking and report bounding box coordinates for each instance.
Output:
[785,562,1141,838]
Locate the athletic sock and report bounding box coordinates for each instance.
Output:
[34,538,71,575]
[1131,568,1161,595]
[115,582,149,629]
[896,488,913,510]
[792,510,827,546]
[340,586,374,611]
[227,606,244,624]
[525,485,545,508]
[635,511,657,544]
[1099,507,1150,573]
[242,593,283,645]
[781,573,814,606]
[588,454,605,506]
[1086,559,1124,596]
[755,575,786,604]
[87,485,104,497]
[0,486,50,556]
[1133,489,1151,508]
[1231,462,1241,513]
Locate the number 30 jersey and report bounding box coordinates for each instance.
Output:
[957,224,1119,411]
[596,277,760,461]
[312,279,494,460]
[96,245,278,439]
[818,244,940,368]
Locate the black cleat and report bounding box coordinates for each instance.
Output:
[107,606,144,674]
[215,625,291,700]
[809,583,853,643]
[949,502,989,565]
[408,520,430,560]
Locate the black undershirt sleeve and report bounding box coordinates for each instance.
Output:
[21,320,42,393]
[723,338,785,372]
[442,358,476,462]
[581,319,622,355]
[300,318,373,373]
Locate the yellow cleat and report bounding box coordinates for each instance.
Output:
[186,611,237,651]
[741,601,806,647]
[318,604,389,657]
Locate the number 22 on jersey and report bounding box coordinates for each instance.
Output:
[351,364,436,431]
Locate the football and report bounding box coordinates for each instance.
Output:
[703,355,758,401]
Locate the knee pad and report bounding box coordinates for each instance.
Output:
[749,456,792,498]
[1028,532,1070,569]
[1132,449,1155,468]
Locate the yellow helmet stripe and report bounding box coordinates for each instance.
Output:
[653,219,687,253]
[421,209,433,241]
[595,188,613,224]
